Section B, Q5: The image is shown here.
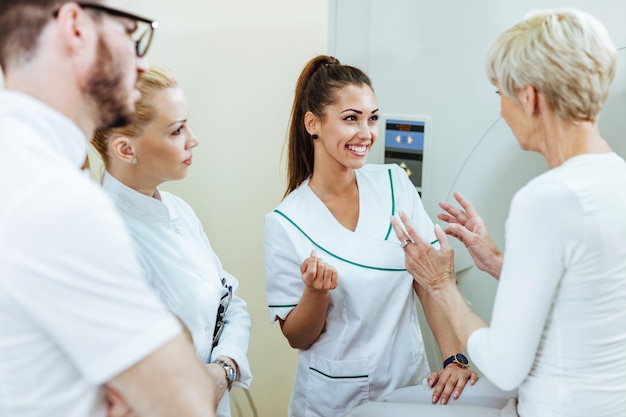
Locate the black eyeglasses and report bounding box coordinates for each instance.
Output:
[54,2,158,57]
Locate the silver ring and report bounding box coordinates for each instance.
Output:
[400,239,412,248]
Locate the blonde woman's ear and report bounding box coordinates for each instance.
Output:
[111,136,136,165]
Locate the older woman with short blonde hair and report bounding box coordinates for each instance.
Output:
[390,8,626,417]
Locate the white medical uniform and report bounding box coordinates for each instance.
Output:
[264,164,435,417]
[102,172,252,417]
[0,90,181,417]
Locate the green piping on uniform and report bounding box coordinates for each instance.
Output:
[309,367,368,379]
[273,210,406,272]
[384,168,395,240]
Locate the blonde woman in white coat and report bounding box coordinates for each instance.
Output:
[92,65,252,417]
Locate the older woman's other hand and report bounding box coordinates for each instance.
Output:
[427,365,479,405]
[438,192,503,279]
[392,212,455,294]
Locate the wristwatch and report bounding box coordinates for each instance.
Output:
[443,353,470,369]
[213,358,237,389]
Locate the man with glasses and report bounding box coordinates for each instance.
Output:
[0,1,217,417]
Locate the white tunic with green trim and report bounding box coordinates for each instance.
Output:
[264,164,437,417]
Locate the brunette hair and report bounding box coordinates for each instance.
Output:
[284,55,372,197]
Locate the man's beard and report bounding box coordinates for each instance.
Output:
[86,38,135,129]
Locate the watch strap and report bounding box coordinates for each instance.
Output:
[213,358,236,389]
[443,353,469,369]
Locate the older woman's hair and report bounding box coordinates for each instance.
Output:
[486,8,617,122]
[91,65,178,166]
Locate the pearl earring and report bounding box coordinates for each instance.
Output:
[131,157,137,165]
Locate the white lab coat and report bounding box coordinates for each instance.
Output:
[264,164,435,417]
[102,172,252,417]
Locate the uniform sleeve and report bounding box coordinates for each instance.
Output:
[467,179,579,390]
[1,178,181,384]
[264,212,305,323]
[211,270,252,388]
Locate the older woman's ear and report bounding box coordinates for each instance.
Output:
[519,85,539,116]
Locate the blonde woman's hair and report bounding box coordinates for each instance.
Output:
[486,8,617,122]
[91,65,179,166]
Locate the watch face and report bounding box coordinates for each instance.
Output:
[226,366,236,382]
[456,353,469,365]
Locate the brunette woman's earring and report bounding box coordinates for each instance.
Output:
[311,134,318,140]
[131,157,137,165]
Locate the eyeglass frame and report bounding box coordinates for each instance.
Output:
[53,2,158,57]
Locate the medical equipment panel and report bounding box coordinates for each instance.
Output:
[383,116,428,194]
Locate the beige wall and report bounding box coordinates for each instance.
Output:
[121,1,329,415]
[130,2,329,415]
[0,1,326,415]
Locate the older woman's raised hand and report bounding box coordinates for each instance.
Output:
[438,192,503,279]
[391,212,455,294]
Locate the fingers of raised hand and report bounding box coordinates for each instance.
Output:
[300,249,318,273]
[302,257,337,291]
[397,212,430,249]
[433,224,453,255]
[436,212,458,225]
[438,201,468,225]
[453,191,479,218]
[447,221,468,238]
[447,222,478,248]
[301,256,317,286]
[315,260,338,290]
[391,214,408,242]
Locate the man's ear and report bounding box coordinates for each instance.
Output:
[54,3,93,53]
[304,111,320,136]
[54,2,98,87]
[111,136,136,165]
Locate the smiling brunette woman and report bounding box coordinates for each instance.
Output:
[263,55,478,417]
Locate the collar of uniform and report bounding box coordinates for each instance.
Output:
[0,90,88,170]
[102,170,171,220]
[276,173,407,271]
